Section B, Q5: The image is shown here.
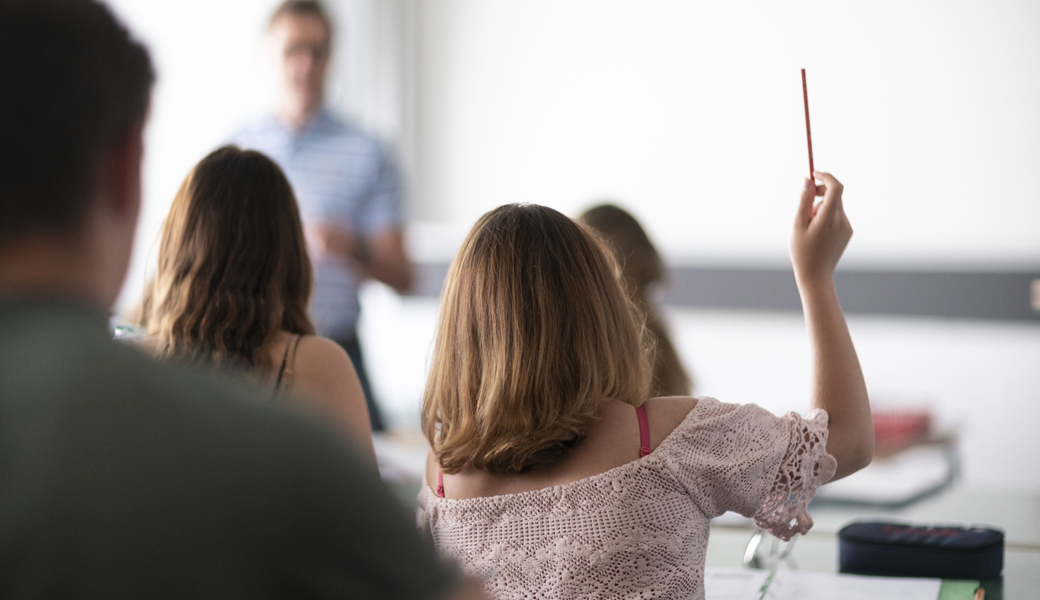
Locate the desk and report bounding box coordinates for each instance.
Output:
[708,486,1040,600]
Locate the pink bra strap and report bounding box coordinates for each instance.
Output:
[637,404,652,457]
[436,471,445,498]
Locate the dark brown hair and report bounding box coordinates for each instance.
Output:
[580,204,693,397]
[422,204,652,475]
[580,204,664,295]
[140,146,314,369]
[0,0,153,242]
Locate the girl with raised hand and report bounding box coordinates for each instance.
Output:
[418,173,871,599]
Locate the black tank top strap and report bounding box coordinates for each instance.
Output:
[273,334,302,399]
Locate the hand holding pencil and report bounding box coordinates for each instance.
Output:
[791,171,851,287]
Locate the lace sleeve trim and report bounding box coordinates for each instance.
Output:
[751,409,837,541]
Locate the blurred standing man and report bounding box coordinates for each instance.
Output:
[0,1,481,597]
[234,0,411,432]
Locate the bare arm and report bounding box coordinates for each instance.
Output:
[290,336,377,465]
[790,172,873,481]
[363,228,412,293]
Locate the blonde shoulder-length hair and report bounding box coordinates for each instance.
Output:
[139,145,314,370]
[422,204,652,475]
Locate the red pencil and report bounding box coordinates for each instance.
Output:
[801,68,814,180]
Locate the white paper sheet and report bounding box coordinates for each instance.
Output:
[705,567,942,600]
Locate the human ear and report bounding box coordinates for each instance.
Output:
[101,121,145,224]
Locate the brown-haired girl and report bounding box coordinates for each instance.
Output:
[139,145,374,462]
[580,203,694,397]
[418,173,872,598]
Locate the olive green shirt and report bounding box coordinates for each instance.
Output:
[0,296,456,599]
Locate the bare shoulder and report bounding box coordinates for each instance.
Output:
[289,335,375,462]
[642,396,699,447]
[286,335,363,418]
[293,336,355,377]
[589,396,700,456]
[291,335,361,389]
[643,395,699,419]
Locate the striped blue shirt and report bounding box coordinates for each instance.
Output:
[232,109,402,340]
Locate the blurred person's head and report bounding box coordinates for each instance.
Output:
[580,204,693,397]
[0,0,153,308]
[579,204,664,304]
[141,146,315,369]
[421,204,652,475]
[268,0,333,126]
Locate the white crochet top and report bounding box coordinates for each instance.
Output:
[417,397,837,600]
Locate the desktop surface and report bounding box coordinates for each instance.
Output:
[708,485,1040,600]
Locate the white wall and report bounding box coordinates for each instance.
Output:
[668,309,1040,492]
[411,0,1040,268]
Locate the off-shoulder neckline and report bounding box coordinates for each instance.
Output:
[420,397,720,504]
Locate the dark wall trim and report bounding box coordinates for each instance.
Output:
[411,263,1040,322]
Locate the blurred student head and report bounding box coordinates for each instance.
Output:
[142,146,314,369]
[579,204,664,303]
[268,0,333,122]
[580,204,693,397]
[0,0,153,307]
[422,204,652,475]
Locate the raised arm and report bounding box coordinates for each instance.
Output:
[790,172,873,481]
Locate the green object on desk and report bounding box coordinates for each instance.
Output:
[939,579,982,600]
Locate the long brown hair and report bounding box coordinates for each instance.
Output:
[580,204,693,397]
[422,204,652,475]
[140,145,314,369]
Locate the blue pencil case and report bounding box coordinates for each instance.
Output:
[838,521,1004,580]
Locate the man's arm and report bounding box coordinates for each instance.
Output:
[309,225,412,294]
[362,228,412,294]
[310,138,412,293]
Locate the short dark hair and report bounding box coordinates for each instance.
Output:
[269,0,333,37]
[0,0,154,243]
